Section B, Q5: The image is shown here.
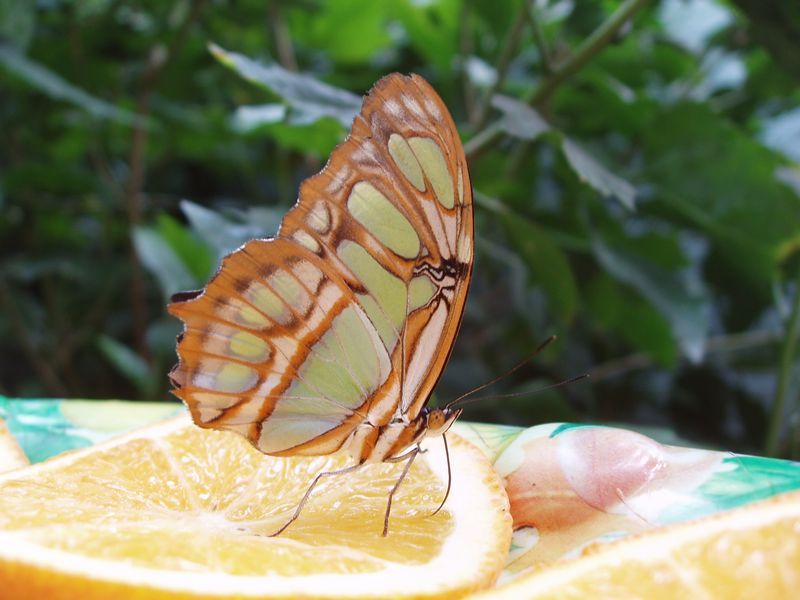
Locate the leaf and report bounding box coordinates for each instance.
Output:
[658,0,733,54]
[508,379,582,424]
[72,0,116,20]
[492,95,550,141]
[231,104,287,131]
[776,166,800,198]
[561,138,637,210]
[286,0,393,65]
[0,0,36,50]
[96,335,154,397]
[502,215,580,325]
[209,43,362,127]
[155,214,213,282]
[465,56,498,88]
[179,200,282,259]
[483,94,637,210]
[1,257,85,283]
[590,235,709,363]
[0,44,142,126]
[585,273,677,365]
[132,227,196,299]
[145,317,182,363]
[391,0,460,71]
[642,102,800,296]
[477,236,530,316]
[241,116,347,157]
[760,106,800,163]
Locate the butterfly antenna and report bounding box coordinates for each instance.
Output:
[445,335,557,409]
[447,373,589,410]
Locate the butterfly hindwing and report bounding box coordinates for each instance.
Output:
[169,73,473,459]
[169,239,393,455]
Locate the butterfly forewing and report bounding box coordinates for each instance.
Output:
[169,73,473,460]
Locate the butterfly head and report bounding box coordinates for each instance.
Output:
[424,406,463,437]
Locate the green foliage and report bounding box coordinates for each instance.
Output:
[210,43,362,127]
[0,44,142,125]
[1,0,799,457]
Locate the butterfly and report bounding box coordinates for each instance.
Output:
[168,73,473,534]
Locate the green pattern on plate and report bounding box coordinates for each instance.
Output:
[0,397,182,463]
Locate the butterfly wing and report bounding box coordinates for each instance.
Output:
[169,73,473,458]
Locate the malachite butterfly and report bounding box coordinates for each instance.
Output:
[168,73,472,492]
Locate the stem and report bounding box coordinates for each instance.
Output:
[53,270,123,369]
[527,0,650,107]
[464,121,504,159]
[472,3,529,129]
[765,279,800,457]
[0,282,68,396]
[523,0,553,73]
[459,1,477,124]
[125,0,207,361]
[589,329,779,382]
[126,65,155,362]
[504,0,649,177]
[464,0,649,161]
[267,0,298,71]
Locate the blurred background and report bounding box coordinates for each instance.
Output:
[1,0,798,457]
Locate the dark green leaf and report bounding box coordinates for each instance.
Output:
[591,235,709,362]
[155,214,213,282]
[503,215,580,325]
[509,379,582,423]
[96,335,155,397]
[0,0,35,50]
[643,102,800,295]
[287,1,392,65]
[254,117,347,157]
[146,318,182,363]
[391,0,460,71]
[133,227,196,299]
[477,236,530,316]
[585,273,677,365]
[0,44,142,126]
[1,257,85,283]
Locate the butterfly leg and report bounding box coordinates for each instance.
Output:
[269,461,363,537]
[382,445,421,537]
[430,433,452,517]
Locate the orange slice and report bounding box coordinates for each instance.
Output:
[0,415,510,599]
[477,489,800,599]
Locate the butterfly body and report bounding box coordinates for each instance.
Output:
[345,405,463,464]
[169,73,473,470]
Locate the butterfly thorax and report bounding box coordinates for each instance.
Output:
[346,405,463,464]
